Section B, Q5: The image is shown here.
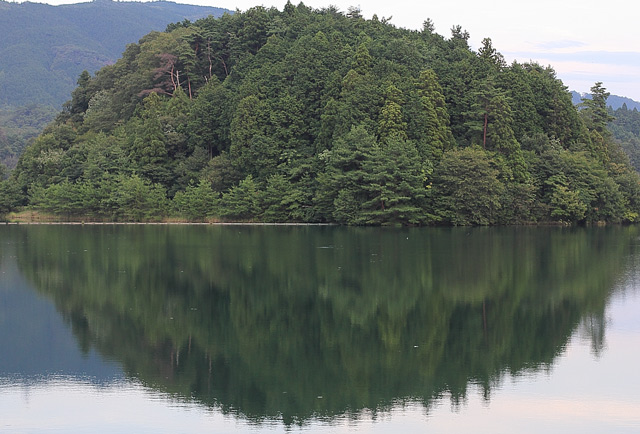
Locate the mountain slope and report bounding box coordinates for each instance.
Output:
[0,0,229,168]
[0,0,229,108]
[571,91,640,111]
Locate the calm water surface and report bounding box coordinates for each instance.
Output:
[1,225,639,433]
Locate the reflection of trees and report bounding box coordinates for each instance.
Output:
[14,225,635,424]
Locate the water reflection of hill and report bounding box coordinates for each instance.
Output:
[0,235,122,381]
[12,225,635,425]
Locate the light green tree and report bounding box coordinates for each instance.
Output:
[431,146,505,225]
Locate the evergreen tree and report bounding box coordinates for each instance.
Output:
[477,37,506,72]
[359,138,427,225]
[189,78,232,157]
[173,179,217,221]
[113,174,168,222]
[410,69,454,161]
[431,147,504,225]
[580,82,614,135]
[0,178,23,218]
[219,175,261,220]
[131,93,172,186]
[377,84,407,144]
[261,174,307,222]
[315,125,375,223]
[580,82,615,164]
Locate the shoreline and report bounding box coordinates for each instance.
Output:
[1,219,584,227]
[1,210,335,225]
[0,211,598,227]
[2,221,336,226]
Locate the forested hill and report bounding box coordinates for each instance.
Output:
[0,0,229,108]
[0,0,225,107]
[610,104,640,173]
[571,91,640,111]
[0,0,228,168]
[3,3,640,225]
[570,91,640,176]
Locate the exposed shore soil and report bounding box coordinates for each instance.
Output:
[2,210,334,225]
[2,210,590,226]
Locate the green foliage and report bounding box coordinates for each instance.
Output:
[377,84,408,143]
[580,82,615,136]
[409,69,454,161]
[0,177,22,217]
[112,174,168,222]
[358,138,427,225]
[130,93,173,186]
[499,181,537,224]
[548,181,588,222]
[9,4,640,225]
[0,1,229,171]
[29,180,93,217]
[534,148,626,223]
[173,179,217,221]
[0,0,228,108]
[28,173,168,221]
[431,147,505,225]
[316,125,376,223]
[607,100,640,180]
[0,104,57,168]
[218,175,261,221]
[260,174,308,222]
[188,78,232,156]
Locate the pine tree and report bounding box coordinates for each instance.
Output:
[580,82,614,135]
[412,69,454,161]
[219,175,261,220]
[378,84,407,144]
[359,138,426,225]
[131,93,172,186]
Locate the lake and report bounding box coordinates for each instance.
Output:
[1,225,639,433]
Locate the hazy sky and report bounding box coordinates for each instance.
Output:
[39,0,640,100]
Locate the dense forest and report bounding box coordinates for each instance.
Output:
[2,2,640,225]
[0,0,228,168]
[571,91,640,111]
[0,0,228,107]
[0,104,58,169]
[610,104,640,173]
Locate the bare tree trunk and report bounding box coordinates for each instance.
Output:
[219,56,229,77]
[207,40,213,80]
[170,64,178,92]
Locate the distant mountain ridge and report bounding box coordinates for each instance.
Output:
[571,91,640,111]
[0,0,230,108]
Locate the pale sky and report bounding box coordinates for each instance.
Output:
[36,0,640,101]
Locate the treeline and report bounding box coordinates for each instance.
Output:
[2,2,640,224]
[610,103,640,173]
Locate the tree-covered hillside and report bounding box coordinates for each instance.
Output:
[0,0,229,168]
[3,3,639,225]
[609,104,640,173]
[571,91,640,111]
[0,104,58,169]
[571,91,640,176]
[0,0,228,107]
